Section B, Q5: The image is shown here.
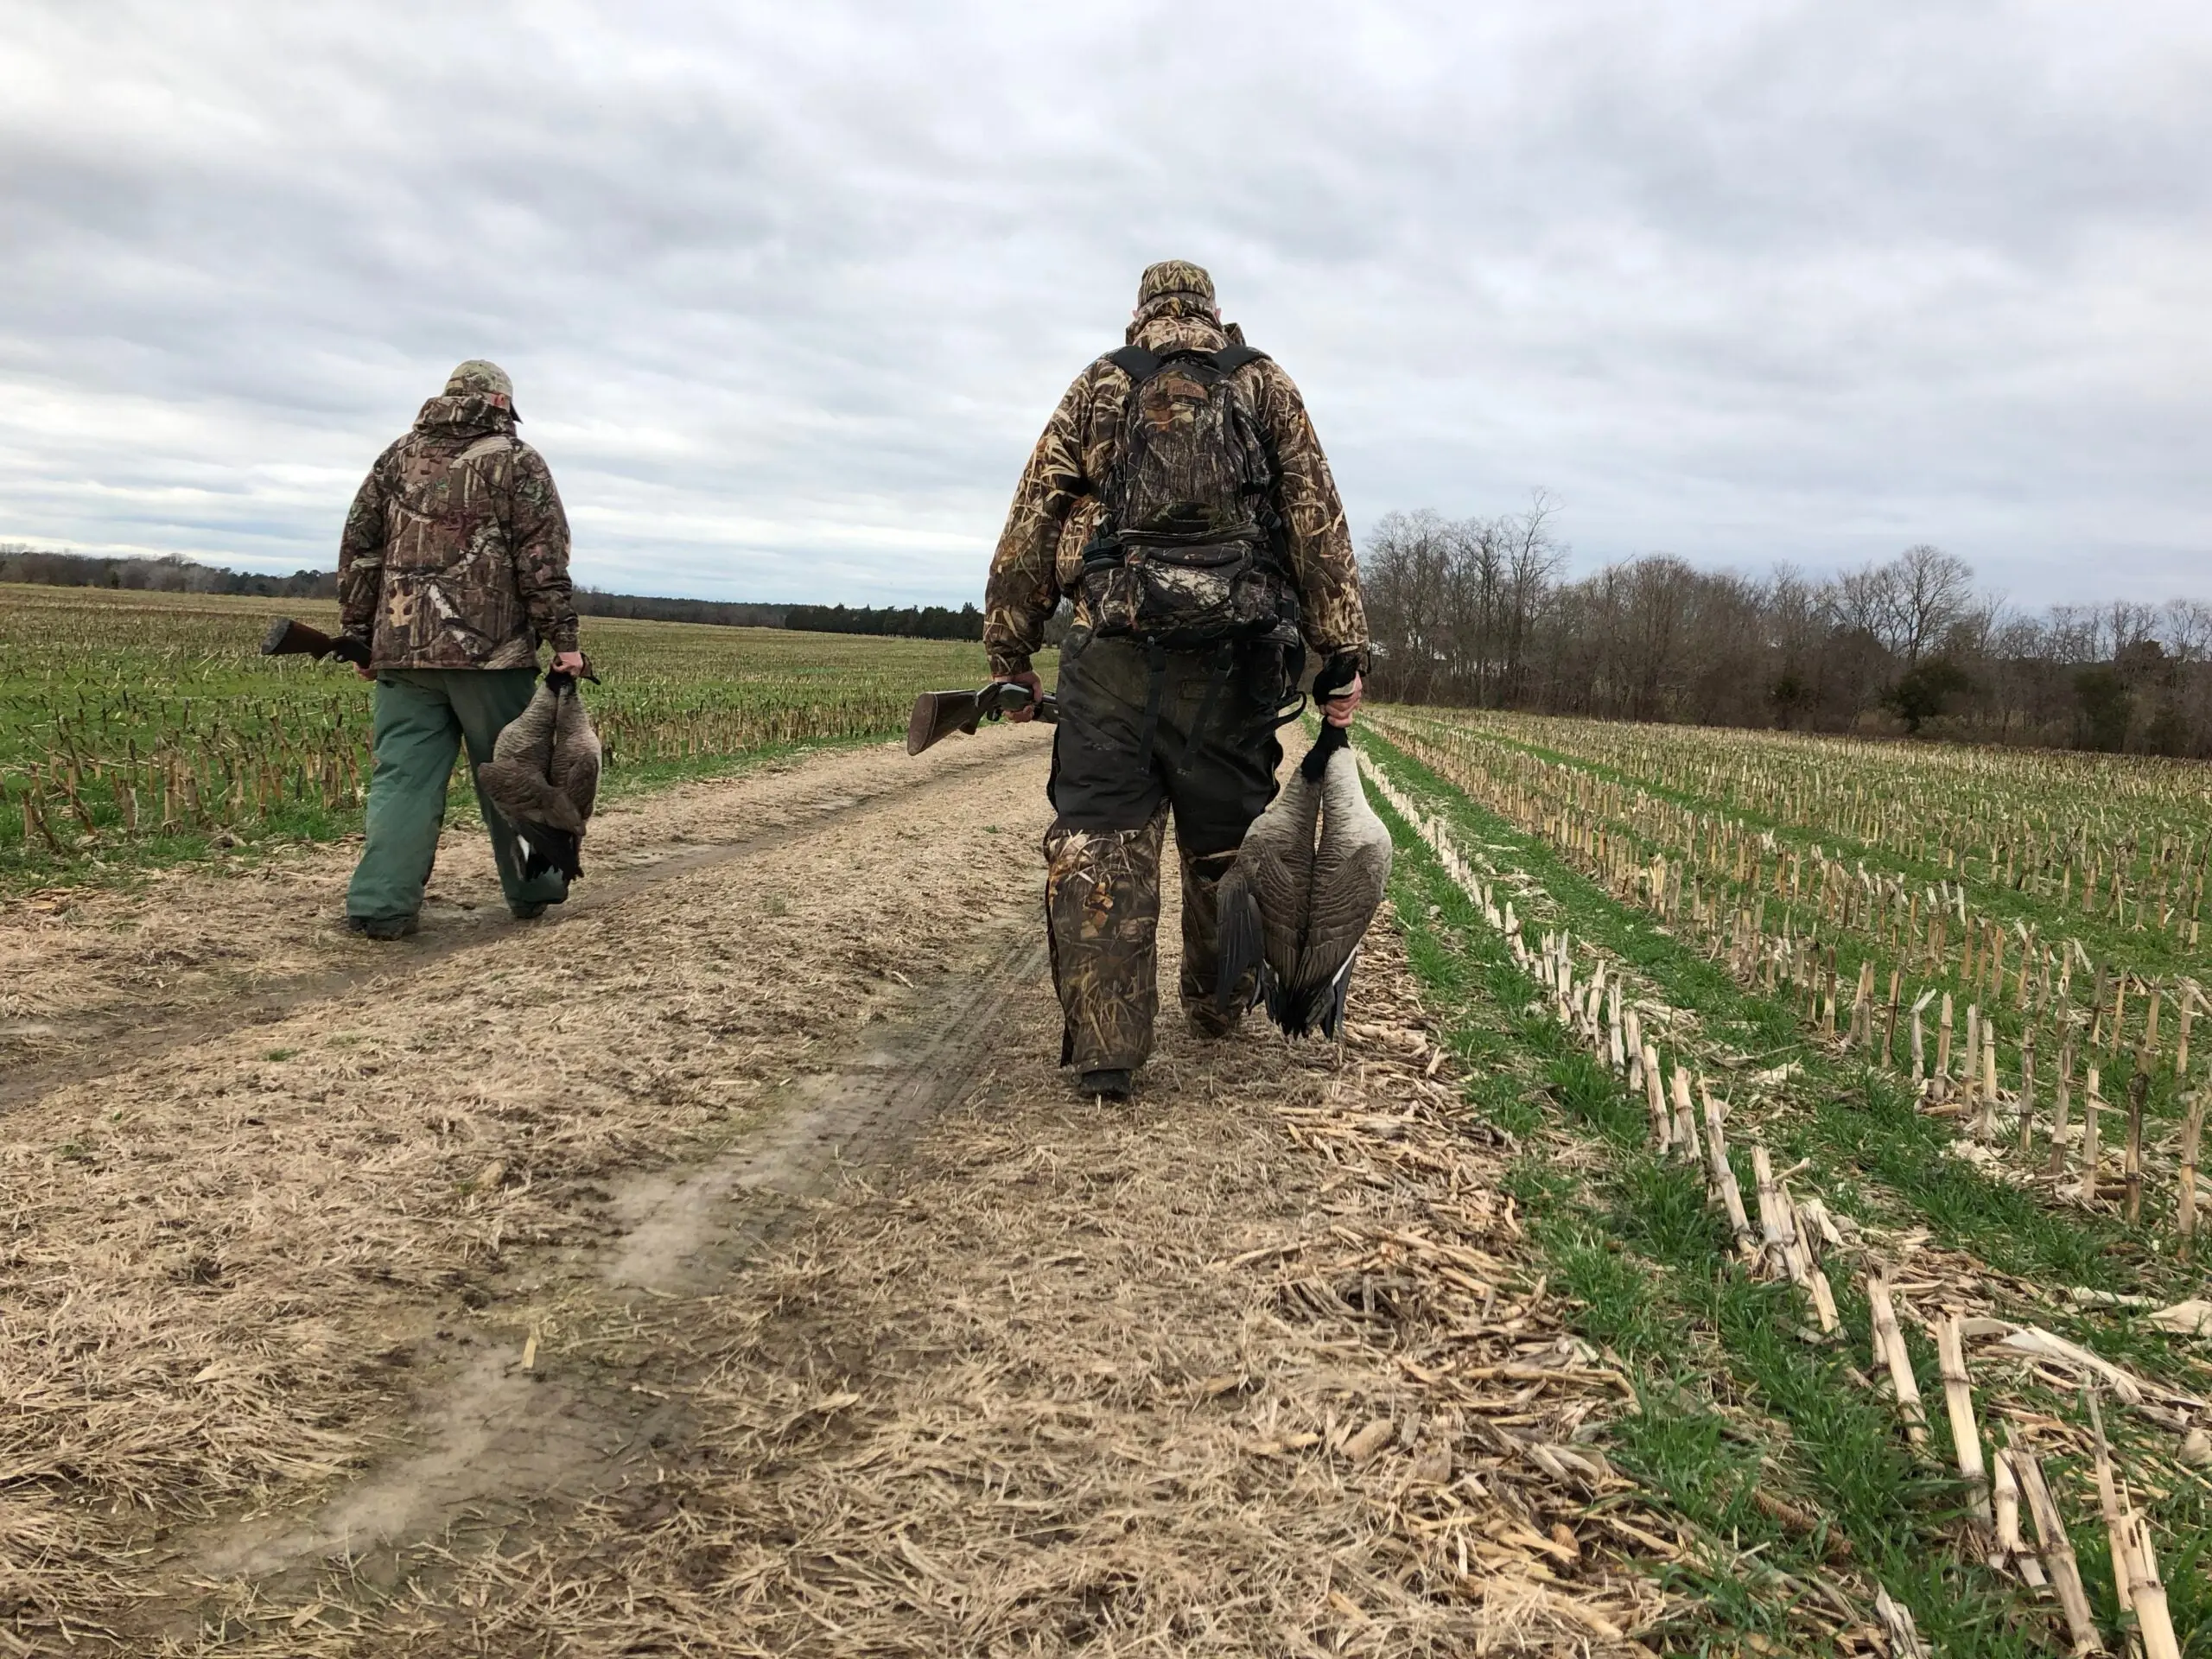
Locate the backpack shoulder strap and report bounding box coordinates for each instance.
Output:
[1212,344,1269,373]
[1108,346,1160,381]
[456,432,516,464]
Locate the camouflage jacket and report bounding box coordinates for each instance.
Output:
[338,395,577,670]
[983,309,1366,677]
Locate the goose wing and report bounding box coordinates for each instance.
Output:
[480,679,588,880]
[1243,769,1323,986]
[489,678,560,769]
[1267,741,1393,1039]
[1212,861,1265,1014]
[1291,745,1392,990]
[549,683,602,824]
[1213,768,1321,1013]
[479,683,580,832]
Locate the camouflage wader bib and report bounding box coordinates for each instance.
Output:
[983,273,1369,1080]
[1044,629,1304,1071]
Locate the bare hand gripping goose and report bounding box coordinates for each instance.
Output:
[1214,721,1393,1039]
[477,665,602,882]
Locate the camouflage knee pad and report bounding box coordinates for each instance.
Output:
[1043,810,1167,1071]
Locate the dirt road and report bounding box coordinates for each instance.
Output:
[0,732,1667,1656]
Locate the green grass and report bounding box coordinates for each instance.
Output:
[1376,709,2209,1153]
[1427,714,2204,982]
[0,583,1039,893]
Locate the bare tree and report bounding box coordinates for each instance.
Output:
[1878,544,1974,665]
[2102,600,2159,658]
[1362,510,1456,704]
[2044,604,2104,664]
[2160,598,2212,664]
[1497,489,1567,704]
[1829,562,1894,644]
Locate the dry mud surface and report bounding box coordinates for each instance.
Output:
[1,731,1671,1656]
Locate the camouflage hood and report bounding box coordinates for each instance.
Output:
[1125,295,1229,353]
[414,393,520,438]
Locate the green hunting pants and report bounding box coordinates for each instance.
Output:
[346,669,569,923]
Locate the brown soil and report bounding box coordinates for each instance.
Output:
[0,731,1675,1656]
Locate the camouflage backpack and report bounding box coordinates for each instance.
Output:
[1079,344,1292,649]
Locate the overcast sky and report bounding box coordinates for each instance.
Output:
[2,1,2206,608]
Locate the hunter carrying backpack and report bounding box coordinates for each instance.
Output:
[1078,343,1292,649]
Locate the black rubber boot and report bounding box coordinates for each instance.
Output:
[343,913,419,941]
[1078,1068,1134,1101]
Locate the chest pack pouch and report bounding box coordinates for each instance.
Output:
[1078,342,1294,652]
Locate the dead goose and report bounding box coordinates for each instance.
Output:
[1216,722,1394,1039]
[477,665,602,882]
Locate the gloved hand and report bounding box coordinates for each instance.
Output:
[1313,653,1364,728]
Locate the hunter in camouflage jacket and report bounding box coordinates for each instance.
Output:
[982,293,1367,678]
[338,376,578,671]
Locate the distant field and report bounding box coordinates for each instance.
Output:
[0,584,1005,887]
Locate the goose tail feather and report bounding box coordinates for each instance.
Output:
[1316,948,1359,1040]
[1263,977,1325,1039]
[1263,950,1361,1039]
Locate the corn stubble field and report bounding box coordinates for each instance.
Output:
[4,581,2211,1655]
[0,584,993,887]
[1357,708,2210,1656]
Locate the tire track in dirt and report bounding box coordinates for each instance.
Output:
[606,928,1050,1297]
[189,927,1048,1598]
[0,734,1032,1112]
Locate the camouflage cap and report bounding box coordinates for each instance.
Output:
[443,359,515,406]
[1137,260,1215,308]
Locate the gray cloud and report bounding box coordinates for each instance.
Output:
[2,0,2206,606]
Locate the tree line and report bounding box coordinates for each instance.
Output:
[0,547,989,641]
[781,602,985,640]
[0,545,338,598]
[1360,498,2212,756]
[573,589,789,627]
[21,531,2200,753]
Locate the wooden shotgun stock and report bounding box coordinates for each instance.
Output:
[906,683,1058,755]
[259,617,371,668]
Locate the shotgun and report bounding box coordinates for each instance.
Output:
[259,616,371,668]
[906,682,1058,755]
